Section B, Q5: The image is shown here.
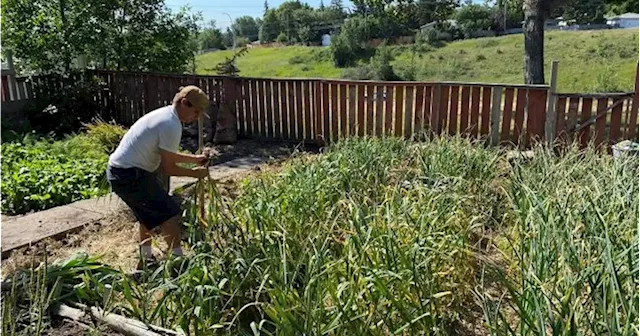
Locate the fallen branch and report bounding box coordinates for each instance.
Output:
[52,303,184,336]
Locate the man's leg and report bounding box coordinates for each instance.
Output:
[139,224,154,259]
[160,215,183,256]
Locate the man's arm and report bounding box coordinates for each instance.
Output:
[160,149,208,178]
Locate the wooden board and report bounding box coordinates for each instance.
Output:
[438,85,450,135]
[578,98,593,147]
[526,89,548,144]
[265,80,274,138]
[357,84,366,136]
[469,87,481,138]
[394,86,404,137]
[610,97,624,144]
[594,98,608,147]
[375,85,385,136]
[303,82,313,140]
[513,88,527,144]
[500,88,515,142]
[414,85,425,137]
[459,86,470,134]
[448,85,459,135]
[480,87,492,137]
[339,84,347,138]
[384,85,395,136]
[404,85,414,138]
[364,84,374,136]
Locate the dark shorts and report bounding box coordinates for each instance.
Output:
[106,165,180,230]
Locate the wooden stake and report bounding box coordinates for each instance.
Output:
[197,113,205,223]
[544,60,559,144]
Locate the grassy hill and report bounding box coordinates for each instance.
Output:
[196,29,639,92]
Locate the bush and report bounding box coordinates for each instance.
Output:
[331,34,357,67]
[288,55,305,64]
[276,32,288,44]
[342,66,375,80]
[235,37,251,47]
[370,47,399,81]
[83,120,127,154]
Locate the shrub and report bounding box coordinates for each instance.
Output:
[288,55,305,64]
[331,34,357,67]
[342,66,375,80]
[476,54,486,61]
[370,47,399,81]
[83,120,127,154]
[276,32,288,44]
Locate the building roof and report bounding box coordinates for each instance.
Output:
[607,12,639,20]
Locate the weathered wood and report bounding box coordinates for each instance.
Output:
[578,98,593,147]
[594,98,608,147]
[480,87,492,136]
[448,85,459,135]
[527,89,548,145]
[500,88,515,142]
[513,89,528,145]
[375,85,385,136]
[404,85,414,138]
[323,82,331,140]
[331,83,340,140]
[303,82,313,140]
[265,80,274,139]
[52,303,184,336]
[339,84,348,138]
[459,86,470,134]
[544,61,559,144]
[423,86,433,134]
[469,87,481,138]
[394,86,404,137]
[313,81,321,141]
[357,84,366,136]
[414,85,425,137]
[294,81,304,140]
[384,85,395,136]
[365,84,375,136]
[438,85,450,135]
[490,86,503,145]
[348,85,357,136]
[610,97,624,143]
[626,64,639,140]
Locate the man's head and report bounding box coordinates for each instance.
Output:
[173,85,210,123]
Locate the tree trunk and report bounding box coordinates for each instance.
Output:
[523,0,545,84]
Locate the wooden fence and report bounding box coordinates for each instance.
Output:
[2,67,638,149]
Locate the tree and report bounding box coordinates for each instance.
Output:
[260,9,281,42]
[223,27,235,48]
[264,0,269,14]
[320,0,326,10]
[1,0,201,73]
[200,20,226,51]
[456,3,493,37]
[560,0,606,24]
[523,0,556,84]
[232,16,260,42]
[416,0,459,27]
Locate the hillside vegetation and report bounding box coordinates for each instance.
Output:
[196,29,639,92]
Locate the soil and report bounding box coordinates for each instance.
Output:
[45,319,122,336]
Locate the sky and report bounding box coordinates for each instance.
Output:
[164,0,353,29]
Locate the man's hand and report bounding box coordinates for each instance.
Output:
[192,166,209,179]
[194,147,214,166]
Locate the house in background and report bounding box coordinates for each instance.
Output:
[606,13,639,28]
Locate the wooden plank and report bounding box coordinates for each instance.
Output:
[265,80,274,138]
[459,86,470,134]
[365,84,375,136]
[259,80,269,137]
[404,85,414,138]
[448,85,459,135]
[384,85,395,136]
[594,98,608,147]
[375,85,385,136]
[279,81,289,139]
[348,85,357,136]
[526,88,548,145]
[480,87,492,137]
[513,88,528,144]
[322,82,340,141]
[303,82,313,140]
[566,97,580,134]
[339,84,347,138]
[414,85,425,137]
[238,79,248,137]
[610,97,624,144]
[578,98,593,147]
[422,86,433,135]
[490,86,503,145]
[356,84,366,136]
[626,65,639,140]
[554,97,567,139]
[470,87,481,138]
[250,80,260,136]
[286,81,296,139]
[313,81,321,141]
[394,85,404,137]
[500,88,515,142]
[438,85,450,135]
[295,81,304,140]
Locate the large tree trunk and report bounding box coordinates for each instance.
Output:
[523,0,545,84]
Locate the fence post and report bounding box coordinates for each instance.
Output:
[490,86,503,145]
[432,84,442,135]
[544,60,559,145]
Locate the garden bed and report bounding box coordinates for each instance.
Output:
[2,136,637,335]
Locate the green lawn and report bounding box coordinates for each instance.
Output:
[196,29,639,92]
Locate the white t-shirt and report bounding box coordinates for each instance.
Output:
[108,105,182,172]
